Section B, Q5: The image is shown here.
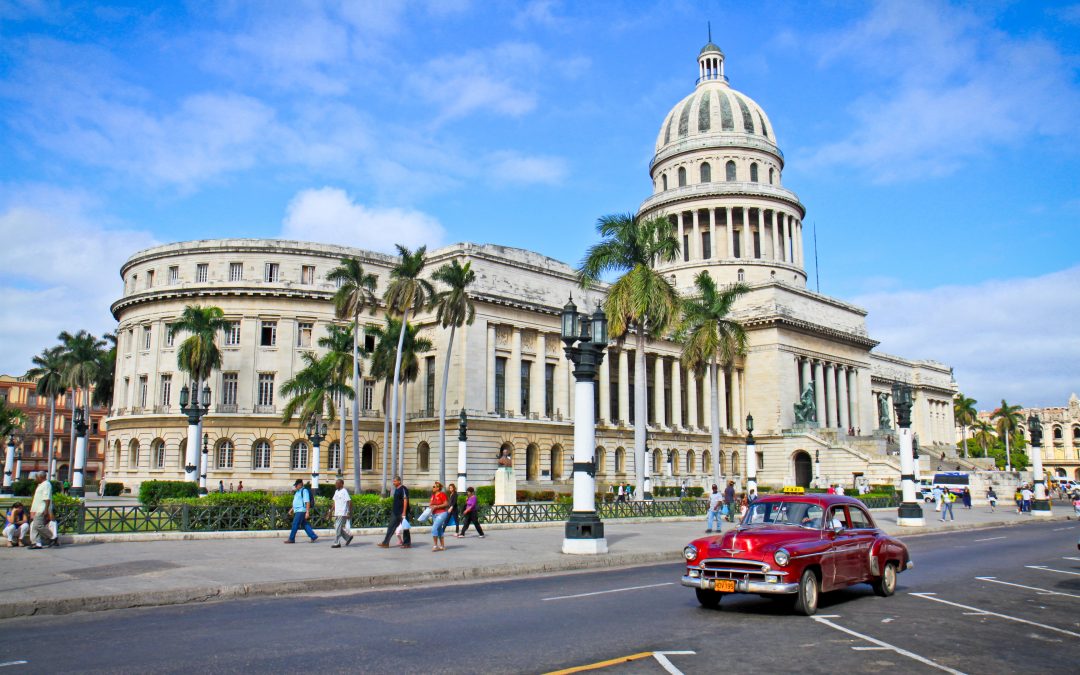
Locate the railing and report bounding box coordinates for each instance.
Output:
[216,404,238,413]
[485,499,710,523]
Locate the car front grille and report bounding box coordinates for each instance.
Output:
[699,557,770,582]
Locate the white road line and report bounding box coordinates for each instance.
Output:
[973,536,1006,542]
[1052,526,1075,531]
[652,651,695,675]
[1063,557,1080,562]
[811,616,965,674]
[852,646,890,651]
[1025,565,1080,577]
[976,576,1080,599]
[0,662,28,668]
[909,593,1080,638]
[541,582,674,601]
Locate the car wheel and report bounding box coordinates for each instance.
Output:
[794,568,819,616]
[871,561,897,597]
[695,588,723,609]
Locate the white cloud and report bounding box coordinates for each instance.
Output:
[0,187,158,375]
[853,266,1080,408]
[281,187,445,254]
[800,1,1080,182]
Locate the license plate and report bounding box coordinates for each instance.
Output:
[714,579,735,592]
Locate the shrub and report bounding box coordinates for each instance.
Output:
[474,485,495,505]
[11,478,61,497]
[104,482,125,497]
[53,493,80,508]
[140,480,200,505]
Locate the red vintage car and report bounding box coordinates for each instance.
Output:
[681,494,913,615]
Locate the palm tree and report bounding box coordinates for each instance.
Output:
[679,271,749,485]
[369,317,433,483]
[92,332,118,410]
[972,419,994,458]
[991,399,1023,471]
[953,393,977,459]
[280,352,351,428]
[327,258,378,491]
[25,346,66,480]
[578,213,680,498]
[368,320,397,494]
[170,306,227,482]
[59,329,106,483]
[318,323,355,480]
[382,245,434,474]
[430,260,476,484]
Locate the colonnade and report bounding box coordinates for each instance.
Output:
[671,205,803,266]
[924,398,951,446]
[795,355,860,430]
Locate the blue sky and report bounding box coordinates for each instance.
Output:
[1,0,1078,409]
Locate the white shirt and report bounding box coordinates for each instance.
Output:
[708,492,723,510]
[835,486,845,496]
[1021,489,1033,500]
[332,488,351,517]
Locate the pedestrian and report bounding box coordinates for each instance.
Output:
[29,472,58,549]
[330,478,353,548]
[986,487,997,512]
[229,482,234,492]
[626,483,634,500]
[429,481,450,551]
[1021,485,1033,513]
[284,479,318,544]
[446,483,460,536]
[4,502,30,547]
[680,480,687,499]
[723,480,736,522]
[961,487,972,510]
[933,486,943,512]
[748,489,757,503]
[457,486,485,538]
[62,479,70,495]
[378,476,411,548]
[218,480,225,493]
[1073,493,1080,517]
[617,482,625,503]
[738,494,749,519]
[835,484,845,496]
[940,490,956,522]
[237,481,244,492]
[826,484,835,495]
[97,480,106,497]
[706,484,722,533]
[1014,487,1023,514]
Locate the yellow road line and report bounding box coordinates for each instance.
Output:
[544,651,655,675]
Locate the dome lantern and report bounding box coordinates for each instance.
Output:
[698,24,726,85]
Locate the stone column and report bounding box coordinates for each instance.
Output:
[533,332,547,418]
[708,207,716,260]
[718,366,729,433]
[686,368,699,429]
[800,357,811,395]
[508,328,522,416]
[671,361,683,429]
[797,220,805,267]
[813,360,825,428]
[824,363,836,428]
[725,206,735,258]
[554,348,567,419]
[742,208,752,260]
[777,213,786,262]
[691,210,700,260]
[618,349,629,425]
[848,368,859,432]
[770,211,780,261]
[487,324,496,413]
[598,342,610,424]
[731,368,742,432]
[757,208,766,259]
[653,355,666,427]
[838,366,850,431]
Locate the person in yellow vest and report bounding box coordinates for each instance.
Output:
[939,489,956,522]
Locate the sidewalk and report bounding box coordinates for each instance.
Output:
[0,505,1071,620]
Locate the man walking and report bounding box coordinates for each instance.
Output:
[29,472,58,549]
[940,490,956,522]
[330,478,353,548]
[723,480,736,522]
[706,484,722,533]
[1020,485,1033,514]
[284,479,318,544]
[379,475,411,548]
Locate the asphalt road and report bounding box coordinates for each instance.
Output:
[0,520,1077,674]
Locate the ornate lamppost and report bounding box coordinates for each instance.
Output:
[179,383,211,485]
[745,413,757,497]
[70,408,89,497]
[1,433,14,496]
[1028,415,1051,516]
[456,409,469,493]
[199,432,210,494]
[892,382,924,526]
[305,413,327,489]
[560,296,609,555]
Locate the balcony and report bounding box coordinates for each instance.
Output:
[216,404,238,414]
[638,180,803,214]
[253,405,276,414]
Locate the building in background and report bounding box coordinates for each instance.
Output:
[974,394,1080,481]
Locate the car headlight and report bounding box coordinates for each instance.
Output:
[683,545,698,561]
[773,548,790,566]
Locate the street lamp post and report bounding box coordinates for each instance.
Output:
[14,448,22,482]
[745,413,757,497]
[305,413,327,489]
[560,296,609,555]
[70,408,89,497]
[892,383,924,526]
[179,383,211,485]
[1,435,14,496]
[456,410,468,494]
[199,432,209,494]
[1028,415,1051,516]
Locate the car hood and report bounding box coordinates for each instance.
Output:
[693,526,822,558]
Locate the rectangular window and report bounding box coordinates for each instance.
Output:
[545,363,555,418]
[663,361,672,426]
[702,232,711,259]
[264,262,279,282]
[146,270,154,288]
[628,361,635,424]
[753,230,761,259]
[364,332,376,352]
[254,441,271,469]
[520,360,531,415]
[168,266,179,284]
[164,324,174,348]
[609,370,619,423]
[257,373,275,407]
[425,356,436,412]
[363,379,375,411]
[196,263,208,283]
[122,377,130,407]
[229,262,243,281]
[683,234,690,262]
[494,357,506,414]
[221,373,238,406]
[225,321,241,346]
[301,265,315,284]
[27,391,37,407]
[130,274,137,292]
[297,322,313,348]
[143,325,151,350]
[733,232,741,258]
[138,376,148,409]
[260,320,277,347]
[160,374,171,407]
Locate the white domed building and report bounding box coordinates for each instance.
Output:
[103,43,959,493]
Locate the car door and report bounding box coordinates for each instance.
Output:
[844,506,877,583]
[822,506,853,590]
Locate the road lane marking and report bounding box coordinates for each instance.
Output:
[973,536,1006,542]
[0,662,28,669]
[811,616,965,674]
[852,646,890,651]
[1025,565,1080,577]
[652,651,695,675]
[1052,526,1074,531]
[909,593,1080,638]
[976,576,1080,599]
[544,651,695,675]
[542,582,674,601]
[1063,556,1080,561]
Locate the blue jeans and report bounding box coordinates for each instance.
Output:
[706,510,721,531]
[940,502,954,521]
[431,512,449,538]
[289,511,317,541]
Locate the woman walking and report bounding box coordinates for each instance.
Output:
[446,483,461,536]
[961,487,972,510]
[457,486,485,538]
[428,481,450,551]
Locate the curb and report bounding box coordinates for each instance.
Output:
[0,550,681,620]
[886,513,1074,538]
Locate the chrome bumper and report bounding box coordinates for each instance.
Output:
[681,575,799,595]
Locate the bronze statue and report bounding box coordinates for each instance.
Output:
[877,393,892,430]
[793,382,817,423]
[497,446,513,467]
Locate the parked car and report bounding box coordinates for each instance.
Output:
[681,494,913,616]
[918,480,934,502]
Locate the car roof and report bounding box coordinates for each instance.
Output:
[754,493,867,508]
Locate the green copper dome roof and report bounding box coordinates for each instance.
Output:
[699,42,723,55]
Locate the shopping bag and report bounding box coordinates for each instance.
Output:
[416,506,433,523]
[401,518,411,531]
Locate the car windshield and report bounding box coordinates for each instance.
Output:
[742,501,824,529]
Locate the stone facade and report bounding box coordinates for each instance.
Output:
[972,394,1080,481]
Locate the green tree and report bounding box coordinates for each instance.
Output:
[991,399,1023,471]
[0,398,25,440]
[369,316,433,483]
[59,329,106,483]
[578,213,680,498]
[327,258,378,491]
[318,323,355,479]
[169,306,227,393]
[280,352,351,428]
[430,259,476,484]
[25,345,67,480]
[972,419,995,458]
[92,332,118,410]
[382,245,434,477]
[679,271,749,484]
[953,393,977,459]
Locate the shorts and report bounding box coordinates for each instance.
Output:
[431,512,449,538]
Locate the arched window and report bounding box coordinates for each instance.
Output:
[113,440,121,469]
[417,442,430,472]
[595,446,606,476]
[253,440,271,469]
[1073,426,1080,440]
[677,167,687,187]
[750,163,759,182]
[178,438,187,468]
[668,449,679,475]
[327,441,341,472]
[362,442,375,471]
[615,447,626,474]
[216,439,234,469]
[700,162,711,183]
[550,444,563,480]
[1053,426,1063,440]
[737,269,745,282]
[291,441,309,470]
[653,449,663,473]
[526,443,539,481]
[702,450,711,474]
[152,438,165,469]
[769,167,775,184]
[725,160,736,181]
[662,174,668,191]
[685,449,695,474]
[730,451,740,475]
[128,439,140,468]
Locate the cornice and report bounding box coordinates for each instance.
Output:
[111,285,337,320]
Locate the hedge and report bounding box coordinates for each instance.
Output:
[103,482,125,497]
[11,478,61,497]
[140,480,200,505]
